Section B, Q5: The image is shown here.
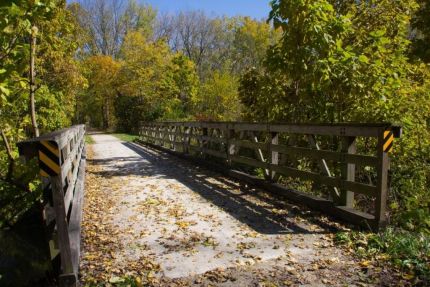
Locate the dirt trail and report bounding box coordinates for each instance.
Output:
[80,134,376,286]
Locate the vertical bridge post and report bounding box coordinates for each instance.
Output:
[269,130,279,181]
[340,136,356,207]
[375,127,394,229]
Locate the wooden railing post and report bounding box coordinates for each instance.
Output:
[269,131,279,181]
[145,125,148,142]
[375,128,390,228]
[202,125,208,157]
[156,124,160,145]
[160,124,164,146]
[226,124,235,167]
[142,124,147,142]
[184,126,191,154]
[172,125,177,151]
[339,136,356,207]
[165,124,169,148]
[160,124,164,147]
[51,174,74,276]
[157,124,160,144]
[149,125,153,143]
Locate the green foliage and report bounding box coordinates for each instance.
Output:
[79,55,120,129]
[161,54,199,120]
[114,31,199,132]
[1,0,83,131]
[239,0,430,234]
[0,158,41,228]
[230,16,280,74]
[243,0,419,123]
[116,31,174,124]
[411,0,430,62]
[335,228,430,282]
[0,0,84,227]
[111,133,139,142]
[85,135,95,144]
[192,70,241,121]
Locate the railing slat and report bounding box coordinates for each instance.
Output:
[270,144,377,166]
[270,165,377,197]
[63,142,85,213]
[68,146,86,275]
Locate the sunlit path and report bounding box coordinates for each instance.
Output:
[80,134,366,286]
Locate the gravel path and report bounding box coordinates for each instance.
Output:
[80,134,376,286]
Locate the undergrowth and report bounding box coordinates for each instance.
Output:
[85,135,95,144]
[111,133,139,142]
[335,228,429,284]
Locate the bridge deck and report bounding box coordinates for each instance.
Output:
[80,134,372,285]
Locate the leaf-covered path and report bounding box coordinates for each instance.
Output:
[80,134,377,286]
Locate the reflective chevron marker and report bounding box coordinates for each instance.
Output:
[383,130,394,153]
[38,140,61,177]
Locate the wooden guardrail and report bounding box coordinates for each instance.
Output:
[18,125,86,286]
[138,122,401,230]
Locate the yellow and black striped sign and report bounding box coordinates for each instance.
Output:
[38,140,61,177]
[383,130,394,153]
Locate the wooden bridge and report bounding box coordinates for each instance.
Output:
[17,122,400,286]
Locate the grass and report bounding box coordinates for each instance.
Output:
[335,228,429,283]
[111,133,139,142]
[85,135,95,144]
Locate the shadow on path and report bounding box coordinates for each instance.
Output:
[88,141,341,235]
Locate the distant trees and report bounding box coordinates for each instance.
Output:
[71,0,156,57]
[70,1,275,131]
[115,31,199,132]
[231,16,279,74]
[80,55,120,129]
[153,12,278,78]
[192,71,241,121]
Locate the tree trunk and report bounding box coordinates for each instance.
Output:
[30,25,39,137]
[105,98,109,129]
[102,103,106,130]
[1,129,14,181]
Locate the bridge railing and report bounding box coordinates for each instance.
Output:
[18,125,86,287]
[138,122,401,230]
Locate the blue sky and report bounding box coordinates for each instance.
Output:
[144,0,272,20]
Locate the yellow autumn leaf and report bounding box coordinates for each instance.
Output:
[360,260,372,267]
[135,276,143,287]
[402,273,415,280]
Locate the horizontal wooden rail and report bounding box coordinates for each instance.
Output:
[18,125,86,287]
[138,121,401,230]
